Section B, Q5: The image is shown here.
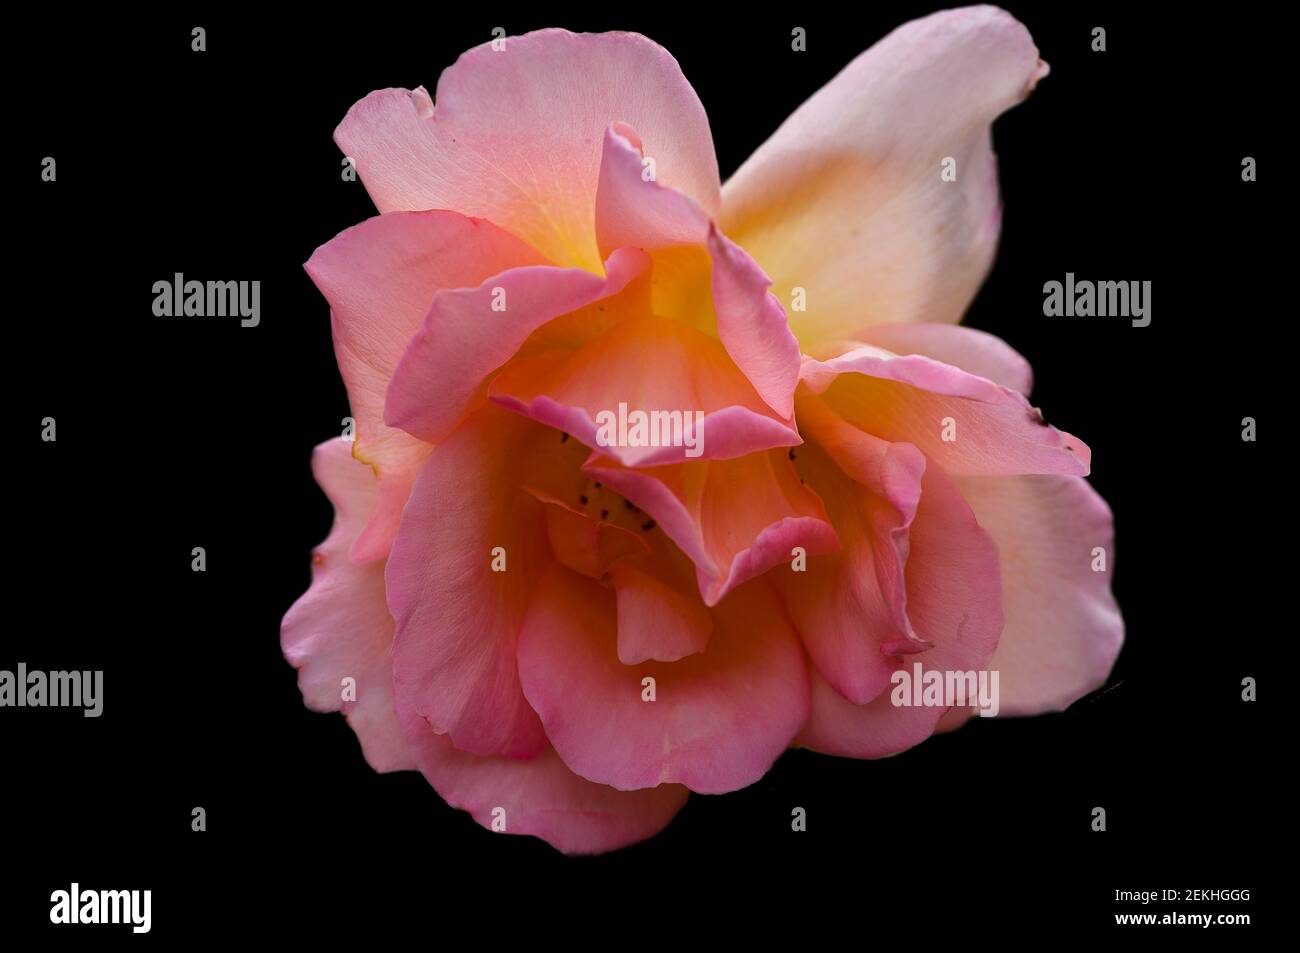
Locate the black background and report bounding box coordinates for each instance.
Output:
[10,2,1278,939]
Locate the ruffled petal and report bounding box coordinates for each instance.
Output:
[335,30,720,271]
[305,211,545,560]
[281,438,413,772]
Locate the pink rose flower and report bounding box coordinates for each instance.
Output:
[283,6,1123,854]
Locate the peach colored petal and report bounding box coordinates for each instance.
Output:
[487,313,799,465]
[855,322,1034,395]
[956,474,1124,714]
[801,344,1088,477]
[722,6,1048,345]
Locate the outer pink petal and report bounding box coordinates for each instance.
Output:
[855,322,1034,395]
[582,449,840,606]
[281,438,413,773]
[722,6,1048,345]
[397,699,688,855]
[335,30,720,271]
[517,566,809,794]
[386,408,569,759]
[801,344,1088,477]
[384,247,649,445]
[306,211,546,560]
[797,461,1003,758]
[956,474,1124,715]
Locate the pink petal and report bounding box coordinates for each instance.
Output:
[708,224,801,420]
[595,122,710,255]
[306,211,546,560]
[801,344,1088,477]
[532,458,713,664]
[280,438,413,773]
[517,566,808,793]
[582,449,840,606]
[335,30,720,271]
[384,247,649,445]
[956,474,1124,714]
[855,322,1033,395]
[387,408,583,759]
[777,397,928,704]
[722,7,1048,344]
[593,123,800,420]
[397,699,688,855]
[797,460,1003,758]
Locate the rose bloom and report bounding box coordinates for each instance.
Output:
[282,6,1123,854]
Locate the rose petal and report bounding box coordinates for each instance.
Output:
[384,247,649,445]
[801,344,1088,477]
[487,313,800,465]
[777,397,928,704]
[593,122,801,419]
[397,699,688,855]
[336,30,720,271]
[855,322,1034,395]
[595,122,710,255]
[306,211,545,560]
[281,438,413,773]
[387,408,586,758]
[956,474,1124,714]
[797,460,1003,758]
[523,485,649,579]
[582,449,840,606]
[608,538,714,664]
[722,6,1048,345]
[707,224,801,420]
[517,566,808,793]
